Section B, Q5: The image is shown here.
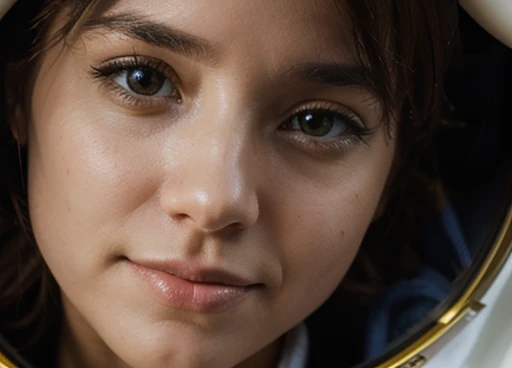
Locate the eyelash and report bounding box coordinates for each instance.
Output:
[278,104,374,153]
[89,56,373,152]
[90,56,182,109]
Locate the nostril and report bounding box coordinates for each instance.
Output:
[173,213,192,222]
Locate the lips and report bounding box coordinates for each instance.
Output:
[128,259,260,313]
[135,260,255,286]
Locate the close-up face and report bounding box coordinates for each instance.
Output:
[25,0,396,367]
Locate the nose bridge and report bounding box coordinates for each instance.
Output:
[160,114,260,233]
[202,125,256,211]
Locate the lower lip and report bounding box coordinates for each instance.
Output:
[130,263,254,313]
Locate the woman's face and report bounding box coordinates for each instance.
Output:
[26,0,395,366]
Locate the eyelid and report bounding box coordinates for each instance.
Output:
[92,55,180,84]
[89,55,183,109]
[278,101,375,153]
[287,101,366,127]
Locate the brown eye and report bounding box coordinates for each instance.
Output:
[299,112,345,137]
[127,67,165,95]
[113,67,176,97]
[283,111,352,138]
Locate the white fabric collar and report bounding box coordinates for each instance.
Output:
[276,323,309,368]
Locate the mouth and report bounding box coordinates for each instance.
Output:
[127,258,262,313]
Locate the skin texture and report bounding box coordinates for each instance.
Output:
[24,0,396,367]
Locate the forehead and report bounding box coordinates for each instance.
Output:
[96,0,354,62]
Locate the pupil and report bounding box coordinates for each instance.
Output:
[301,113,332,136]
[128,68,164,95]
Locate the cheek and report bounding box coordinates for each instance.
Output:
[27,61,161,280]
[268,147,394,319]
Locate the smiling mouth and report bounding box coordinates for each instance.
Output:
[128,259,262,313]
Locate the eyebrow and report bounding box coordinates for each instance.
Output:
[288,63,373,93]
[83,13,220,65]
[82,13,374,94]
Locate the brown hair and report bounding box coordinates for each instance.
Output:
[340,1,459,301]
[0,0,458,355]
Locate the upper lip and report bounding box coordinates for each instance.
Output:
[129,258,257,287]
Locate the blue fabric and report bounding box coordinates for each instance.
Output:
[364,266,451,360]
[440,202,473,269]
[364,202,472,360]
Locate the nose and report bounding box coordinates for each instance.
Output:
[159,128,260,234]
